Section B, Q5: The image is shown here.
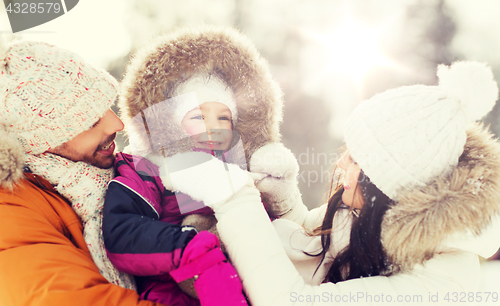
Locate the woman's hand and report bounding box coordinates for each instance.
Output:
[154,151,251,208]
[249,143,304,217]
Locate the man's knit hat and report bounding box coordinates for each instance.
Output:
[344,61,499,200]
[0,40,118,155]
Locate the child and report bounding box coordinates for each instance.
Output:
[103,26,285,306]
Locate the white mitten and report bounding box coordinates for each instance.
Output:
[151,151,250,209]
[249,143,305,218]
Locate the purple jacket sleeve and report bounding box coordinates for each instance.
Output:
[103,155,197,277]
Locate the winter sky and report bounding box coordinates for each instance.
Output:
[2,0,499,142]
[1,0,499,69]
[2,0,500,213]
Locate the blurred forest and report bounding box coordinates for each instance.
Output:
[104,0,500,208]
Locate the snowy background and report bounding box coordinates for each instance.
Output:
[2,0,500,250]
[2,0,500,293]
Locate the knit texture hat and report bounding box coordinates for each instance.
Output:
[172,74,237,125]
[0,40,118,155]
[344,61,499,200]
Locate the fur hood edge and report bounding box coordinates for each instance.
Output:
[119,25,284,162]
[382,122,500,273]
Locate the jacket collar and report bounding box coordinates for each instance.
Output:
[382,123,500,274]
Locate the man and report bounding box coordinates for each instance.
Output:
[0,40,163,305]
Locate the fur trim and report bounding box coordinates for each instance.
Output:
[119,25,283,164]
[382,122,500,273]
[0,128,25,189]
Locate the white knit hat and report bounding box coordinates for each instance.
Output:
[0,40,118,155]
[344,61,499,200]
[172,74,237,124]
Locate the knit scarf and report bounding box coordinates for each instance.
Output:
[25,153,136,290]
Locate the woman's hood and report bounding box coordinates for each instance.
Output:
[382,123,500,274]
[119,25,283,166]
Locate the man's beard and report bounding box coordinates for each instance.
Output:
[50,134,117,169]
[80,151,116,169]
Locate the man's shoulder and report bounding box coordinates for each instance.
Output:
[1,173,44,195]
[0,173,68,210]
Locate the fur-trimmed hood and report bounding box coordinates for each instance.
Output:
[119,26,283,165]
[382,123,500,274]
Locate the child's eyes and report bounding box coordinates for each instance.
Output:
[189,115,231,120]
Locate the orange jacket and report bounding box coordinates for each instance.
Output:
[0,173,165,306]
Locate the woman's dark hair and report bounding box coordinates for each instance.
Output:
[310,168,394,283]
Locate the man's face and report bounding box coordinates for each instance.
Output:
[47,109,124,169]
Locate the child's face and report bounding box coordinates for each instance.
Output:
[181,102,233,151]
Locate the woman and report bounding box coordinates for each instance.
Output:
[160,61,500,305]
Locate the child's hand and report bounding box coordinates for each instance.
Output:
[170,232,246,305]
[249,143,303,217]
